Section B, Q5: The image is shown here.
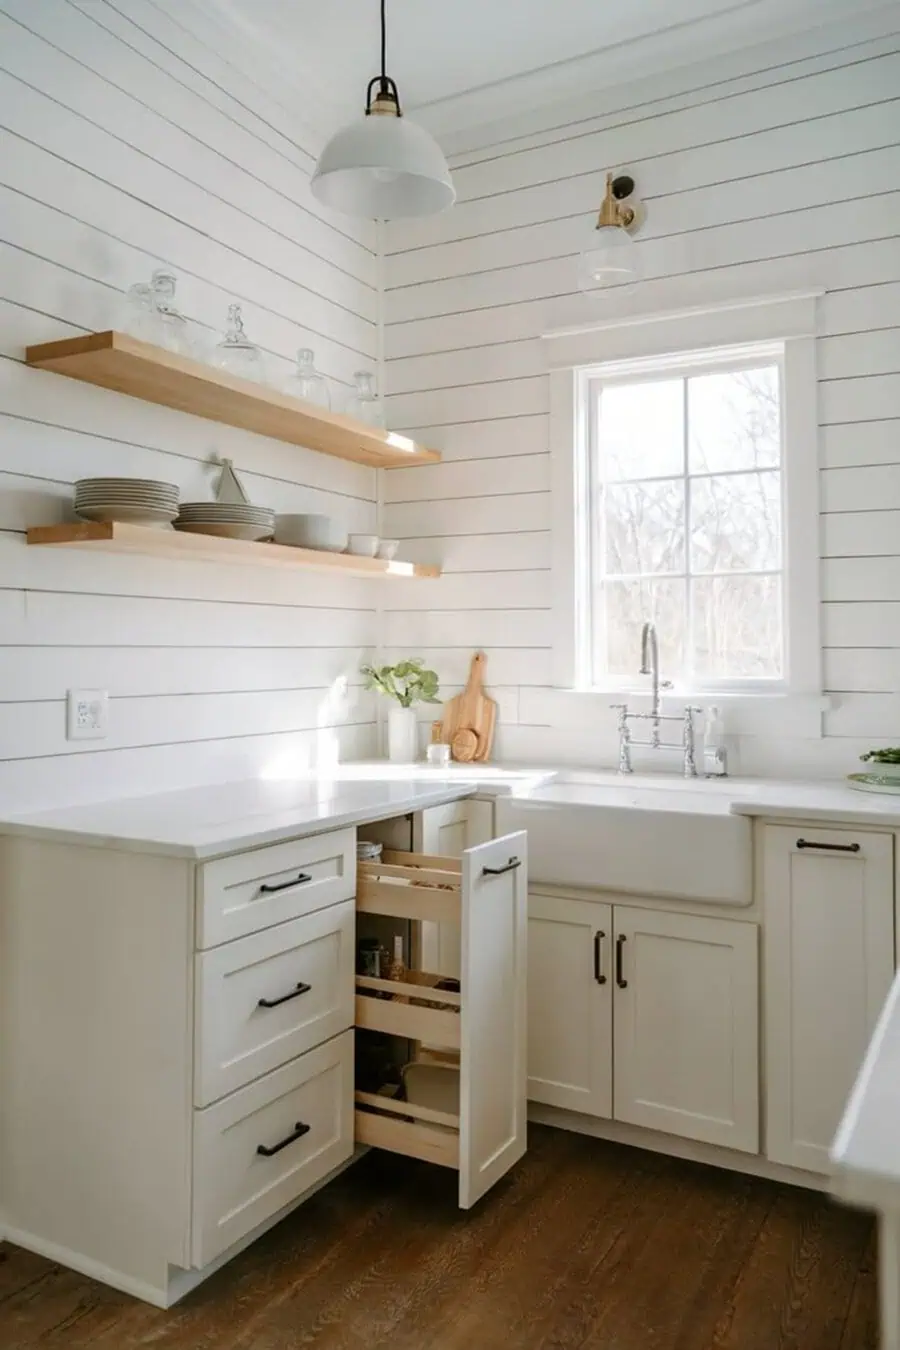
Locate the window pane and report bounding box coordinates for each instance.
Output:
[599,578,685,680]
[598,379,684,482]
[688,367,780,473]
[690,471,781,573]
[605,479,685,575]
[692,575,783,679]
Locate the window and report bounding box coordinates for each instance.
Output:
[546,294,822,728]
[588,349,784,691]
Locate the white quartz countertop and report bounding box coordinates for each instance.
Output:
[4,762,900,861]
[0,764,554,860]
[832,971,900,1213]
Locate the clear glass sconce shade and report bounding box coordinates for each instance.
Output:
[578,225,638,293]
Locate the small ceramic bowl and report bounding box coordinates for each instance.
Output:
[347,533,379,557]
[376,538,400,560]
[274,513,347,552]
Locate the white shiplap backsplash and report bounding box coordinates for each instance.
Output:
[0,0,379,811]
[382,21,900,776]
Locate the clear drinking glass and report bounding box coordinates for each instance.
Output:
[214,303,264,380]
[285,347,330,409]
[345,370,384,427]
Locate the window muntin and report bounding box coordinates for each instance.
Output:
[588,360,784,690]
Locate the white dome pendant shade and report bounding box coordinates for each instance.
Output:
[311,2,455,220]
[312,84,455,219]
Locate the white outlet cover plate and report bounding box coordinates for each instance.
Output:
[67,689,109,740]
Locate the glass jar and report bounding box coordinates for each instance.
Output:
[345,370,385,428]
[285,348,330,410]
[214,303,264,381]
[146,269,190,355]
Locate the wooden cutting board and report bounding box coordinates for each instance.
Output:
[438,652,497,763]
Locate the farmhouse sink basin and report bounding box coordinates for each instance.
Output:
[496,773,753,906]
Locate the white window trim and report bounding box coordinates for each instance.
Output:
[546,291,825,738]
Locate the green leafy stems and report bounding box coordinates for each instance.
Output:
[861,747,900,765]
[361,659,440,709]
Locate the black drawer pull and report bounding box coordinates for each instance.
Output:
[256,1121,310,1157]
[593,930,607,985]
[259,871,312,894]
[616,934,628,989]
[258,981,311,1009]
[796,839,860,854]
[482,856,522,876]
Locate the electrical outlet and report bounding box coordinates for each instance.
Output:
[67,690,109,741]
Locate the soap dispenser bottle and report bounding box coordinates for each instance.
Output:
[704,706,728,777]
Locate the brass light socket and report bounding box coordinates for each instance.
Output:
[595,172,638,231]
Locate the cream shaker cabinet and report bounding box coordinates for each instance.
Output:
[527,893,613,1118]
[0,801,529,1307]
[527,893,759,1154]
[763,824,895,1173]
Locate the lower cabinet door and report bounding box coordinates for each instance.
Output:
[192,1031,353,1268]
[613,906,759,1153]
[527,893,612,1118]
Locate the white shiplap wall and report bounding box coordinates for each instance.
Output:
[0,0,380,811]
[383,21,900,774]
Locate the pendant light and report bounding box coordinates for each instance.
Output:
[311,0,455,220]
[579,172,641,293]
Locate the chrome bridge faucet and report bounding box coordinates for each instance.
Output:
[611,621,727,778]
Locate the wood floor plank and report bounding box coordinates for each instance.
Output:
[0,1128,877,1350]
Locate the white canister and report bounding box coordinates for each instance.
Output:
[387,705,418,764]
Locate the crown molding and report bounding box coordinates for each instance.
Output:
[177,0,900,157]
[415,0,900,150]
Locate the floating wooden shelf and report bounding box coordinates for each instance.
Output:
[25,331,439,470]
[26,522,441,578]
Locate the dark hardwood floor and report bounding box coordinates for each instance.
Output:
[0,1126,876,1349]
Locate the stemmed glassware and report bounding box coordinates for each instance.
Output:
[213,303,264,381]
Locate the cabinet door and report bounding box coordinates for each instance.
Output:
[613,906,759,1153]
[763,825,894,1172]
[415,800,494,977]
[459,831,527,1208]
[527,893,612,1118]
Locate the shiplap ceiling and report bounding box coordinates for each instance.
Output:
[198,0,894,136]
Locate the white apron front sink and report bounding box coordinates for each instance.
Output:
[496,775,752,905]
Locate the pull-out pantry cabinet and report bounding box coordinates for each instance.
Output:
[0,806,529,1307]
[354,831,528,1209]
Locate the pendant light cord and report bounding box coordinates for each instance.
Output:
[381,0,387,84]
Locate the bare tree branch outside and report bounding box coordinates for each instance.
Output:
[591,364,783,685]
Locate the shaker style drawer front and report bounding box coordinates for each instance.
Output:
[197,828,355,948]
[191,1031,353,1269]
[195,901,355,1106]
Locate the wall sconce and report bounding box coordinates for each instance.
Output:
[578,172,643,293]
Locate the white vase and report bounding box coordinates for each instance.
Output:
[387,705,418,764]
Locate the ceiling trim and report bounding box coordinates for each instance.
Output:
[184,0,900,152]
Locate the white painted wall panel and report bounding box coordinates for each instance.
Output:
[0,0,379,810]
[384,30,900,771]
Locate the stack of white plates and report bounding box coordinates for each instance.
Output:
[75,478,180,527]
[175,502,275,542]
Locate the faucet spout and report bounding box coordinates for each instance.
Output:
[640,622,661,745]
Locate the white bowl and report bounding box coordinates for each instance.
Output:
[376,538,400,560]
[347,533,379,558]
[274,513,348,552]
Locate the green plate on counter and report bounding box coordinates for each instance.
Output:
[847,772,900,795]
